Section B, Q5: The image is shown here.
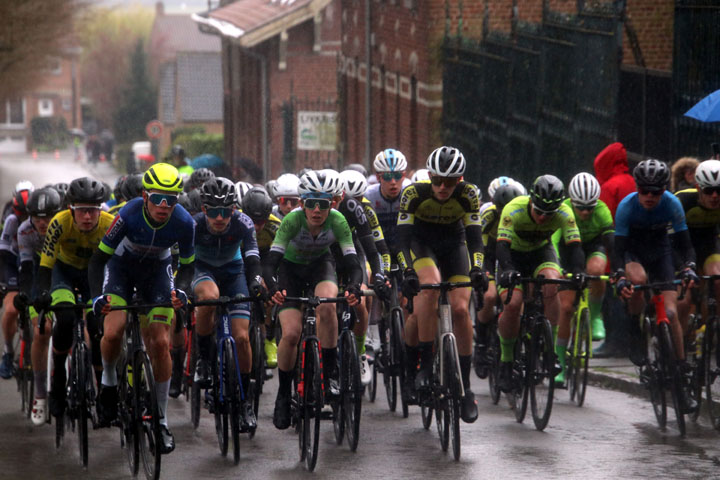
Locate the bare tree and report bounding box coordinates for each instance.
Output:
[0,0,87,99]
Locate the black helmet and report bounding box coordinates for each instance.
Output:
[189,168,215,190]
[171,144,185,158]
[530,175,565,212]
[178,189,203,215]
[200,177,237,208]
[66,177,106,205]
[27,187,62,218]
[493,183,524,211]
[633,159,670,191]
[113,176,126,202]
[53,182,69,199]
[242,187,272,222]
[101,182,112,203]
[121,173,143,201]
[345,163,368,177]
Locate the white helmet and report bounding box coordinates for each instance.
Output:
[14,180,34,194]
[299,170,338,198]
[340,170,368,198]
[320,169,344,196]
[411,169,430,182]
[234,181,253,205]
[568,172,601,206]
[487,176,511,199]
[695,159,720,188]
[274,173,300,197]
[373,148,408,173]
[426,146,465,177]
[510,178,527,195]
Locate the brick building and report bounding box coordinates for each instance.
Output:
[193,0,341,181]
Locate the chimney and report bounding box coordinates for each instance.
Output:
[156,1,164,16]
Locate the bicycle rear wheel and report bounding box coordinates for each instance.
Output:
[530,317,555,431]
[659,323,685,436]
[391,310,408,418]
[646,318,667,429]
[224,341,241,464]
[185,326,197,404]
[367,353,377,402]
[300,339,322,471]
[487,321,501,405]
[571,308,591,407]
[684,315,702,423]
[443,336,462,461]
[190,329,201,429]
[382,316,397,412]
[250,323,264,424]
[704,317,720,429]
[137,352,161,480]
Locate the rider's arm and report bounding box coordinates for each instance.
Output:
[563,241,585,275]
[17,260,34,297]
[601,231,614,262]
[261,250,283,292]
[496,240,514,271]
[343,198,382,277]
[175,219,196,292]
[239,213,262,280]
[88,249,112,298]
[358,232,382,278]
[669,229,697,267]
[395,186,418,271]
[362,202,391,273]
[35,265,52,293]
[461,183,484,269]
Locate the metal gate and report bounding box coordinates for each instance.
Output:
[442,3,621,191]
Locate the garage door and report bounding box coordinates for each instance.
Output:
[0,135,26,153]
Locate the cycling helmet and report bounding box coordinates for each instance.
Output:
[411,169,430,182]
[13,180,34,195]
[242,187,273,222]
[345,163,368,177]
[274,173,301,197]
[530,175,565,212]
[121,173,143,200]
[320,169,344,197]
[113,176,126,201]
[568,172,601,206]
[264,179,278,198]
[341,170,368,198]
[373,148,408,173]
[101,182,112,203]
[510,179,527,196]
[201,177,237,208]
[493,183,524,211]
[143,163,183,193]
[695,159,720,188]
[178,189,202,215]
[487,176,511,199]
[189,168,215,190]
[27,187,62,218]
[298,170,337,198]
[12,189,31,217]
[234,181,253,203]
[53,182,69,199]
[171,144,185,158]
[426,146,465,177]
[66,177,106,205]
[633,159,669,191]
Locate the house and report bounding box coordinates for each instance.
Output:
[192,0,341,181]
[0,47,82,154]
[150,1,224,156]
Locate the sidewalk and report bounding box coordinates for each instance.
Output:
[587,351,646,399]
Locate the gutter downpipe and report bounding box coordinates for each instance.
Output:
[241,46,269,182]
[365,0,372,169]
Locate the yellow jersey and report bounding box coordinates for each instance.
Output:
[40,210,115,270]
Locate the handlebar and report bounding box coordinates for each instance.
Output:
[405,281,475,314]
[38,303,87,335]
[504,275,579,305]
[282,289,375,307]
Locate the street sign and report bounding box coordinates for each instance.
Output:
[146,120,163,139]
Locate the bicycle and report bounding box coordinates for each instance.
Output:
[475,293,502,405]
[700,275,720,429]
[15,302,34,419]
[248,299,266,436]
[499,274,575,431]
[370,264,409,417]
[38,301,95,467]
[407,280,478,461]
[192,294,261,465]
[633,279,689,436]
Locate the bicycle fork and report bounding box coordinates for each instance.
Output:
[438,303,465,399]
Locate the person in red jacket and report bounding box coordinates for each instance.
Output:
[593,142,636,358]
[593,142,636,217]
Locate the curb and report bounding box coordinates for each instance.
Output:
[588,368,646,399]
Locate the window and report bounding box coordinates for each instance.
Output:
[7,98,24,125]
[62,98,72,111]
[38,99,54,117]
[47,57,62,75]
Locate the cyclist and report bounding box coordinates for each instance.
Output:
[242,187,281,369]
[397,146,485,423]
[0,182,33,379]
[170,144,194,178]
[676,159,720,334]
[192,177,263,431]
[235,181,253,205]
[552,173,614,384]
[179,188,203,216]
[262,170,362,430]
[32,177,113,419]
[186,168,215,193]
[473,182,524,378]
[108,173,143,216]
[613,159,698,412]
[11,187,62,424]
[495,175,584,393]
[271,173,301,220]
[89,163,195,453]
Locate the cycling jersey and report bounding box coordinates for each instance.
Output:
[193,210,259,274]
[365,183,402,254]
[40,209,115,270]
[0,213,20,257]
[497,196,580,252]
[107,200,126,216]
[360,197,391,272]
[480,204,500,275]
[98,197,195,264]
[255,213,281,256]
[336,197,381,277]
[551,198,614,259]
[17,218,44,264]
[396,180,483,271]
[675,188,720,256]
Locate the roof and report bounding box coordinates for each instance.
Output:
[151,14,221,55]
[191,0,332,47]
[176,53,223,122]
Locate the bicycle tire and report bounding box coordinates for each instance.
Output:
[190,332,201,430]
[119,356,139,476]
[215,349,229,457]
[645,318,667,429]
[343,332,362,452]
[251,323,264,423]
[511,329,530,424]
[367,353,377,402]
[24,369,34,419]
[574,309,591,407]
[301,338,322,472]
[75,345,89,467]
[659,322,685,436]
[185,326,197,404]
[421,403,433,429]
[488,322,501,405]
[383,314,397,413]
[704,317,720,429]
[530,316,555,431]
[224,341,241,465]
[684,315,702,423]
[444,336,462,461]
[137,352,161,480]
[332,335,346,446]
[391,311,409,418]
[566,310,578,402]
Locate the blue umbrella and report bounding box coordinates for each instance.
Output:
[684,89,720,122]
[190,153,224,169]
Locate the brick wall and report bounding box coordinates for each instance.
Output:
[622,0,673,70]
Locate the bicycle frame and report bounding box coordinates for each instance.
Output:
[215,306,246,405]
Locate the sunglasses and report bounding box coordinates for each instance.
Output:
[572,203,595,211]
[147,192,179,207]
[430,176,460,187]
[279,196,300,206]
[205,206,233,218]
[532,204,559,216]
[702,186,720,196]
[303,198,331,210]
[381,172,404,181]
[638,188,664,197]
[70,206,102,215]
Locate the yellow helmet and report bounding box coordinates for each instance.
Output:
[143,163,183,193]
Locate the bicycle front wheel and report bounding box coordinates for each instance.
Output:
[443,336,462,461]
[137,352,161,480]
[251,324,264,423]
[342,332,362,452]
[224,341,241,464]
[74,345,90,467]
[487,321,501,405]
[530,317,555,431]
[659,322,685,436]
[646,318,667,429]
[301,339,322,472]
[119,357,139,476]
[510,330,530,424]
[704,317,720,429]
[391,310,408,418]
[570,308,591,407]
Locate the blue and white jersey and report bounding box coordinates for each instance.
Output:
[99,197,195,265]
[364,181,409,250]
[0,213,20,257]
[193,210,259,273]
[615,191,688,248]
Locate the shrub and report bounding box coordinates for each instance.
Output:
[30,116,69,149]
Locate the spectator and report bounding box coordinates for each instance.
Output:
[671,156,699,192]
[593,142,636,217]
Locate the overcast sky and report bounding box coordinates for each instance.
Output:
[100,0,211,13]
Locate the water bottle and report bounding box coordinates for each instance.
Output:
[696,324,705,359]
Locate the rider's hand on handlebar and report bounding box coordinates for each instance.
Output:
[681,262,699,287]
[401,268,420,298]
[371,273,391,302]
[498,270,519,289]
[13,291,29,311]
[172,289,188,310]
[271,288,286,305]
[248,275,266,299]
[469,267,489,292]
[92,295,111,316]
[34,290,52,312]
[345,283,362,306]
[614,274,633,299]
